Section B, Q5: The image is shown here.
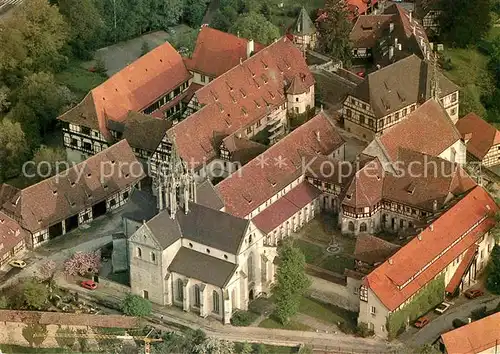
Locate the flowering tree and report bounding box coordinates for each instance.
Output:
[64,251,101,276]
[39,260,56,280]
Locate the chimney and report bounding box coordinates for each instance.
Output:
[413,25,416,36]
[389,22,394,32]
[237,31,240,38]
[429,224,434,231]
[468,318,472,324]
[316,131,321,142]
[418,234,422,240]
[389,46,394,60]
[409,11,412,23]
[394,37,398,47]
[239,57,243,65]
[388,258,393,265]
[433,199,438,212]
[247,39,254,59]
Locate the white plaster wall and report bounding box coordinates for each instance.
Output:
[358,288,390,338]
[438,139,466,165]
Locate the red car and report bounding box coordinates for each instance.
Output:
[414,317,430,328]
[81,280,97,290]
[464,289,484,299]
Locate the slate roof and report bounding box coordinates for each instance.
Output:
[441,312,500,354]
[195,179,225,210]
[353,234,401,265]
[456,112,500,160]
[145,210,182,249]
[169,247,238,287]
[377,99,462,161]
[216,112,344,218]
[59,42,190,139]
[365,186,498,311]
[291,7,316,36]
[1,140,145,233]
[122,189,158,223]
[176,203,249,254]
[184,27,265,78]
[352,55,458,118]
[169,37,315,170]
[117,111,172,153]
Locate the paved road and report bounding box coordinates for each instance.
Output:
[401,294,499,347]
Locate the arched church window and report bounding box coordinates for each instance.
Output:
[212,290,220,314]
[348,221,355,232]
[137,247,142,258]
[360,222,367,232]
[177,279,183,301]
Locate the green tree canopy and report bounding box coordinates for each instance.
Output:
[438,0,492,48]
[0,118,29,181]
[23,278,49,310]
[183,0,208,27]
[317,0,352,63]
[121,293,152,317]
[272,239,311,324]
[230,13,280,45]
[486,245,500,294]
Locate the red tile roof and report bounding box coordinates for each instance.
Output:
[378,99,462,161]
[343,157,385,208]
[365,186,498,311]
[0,212,27,260]
[216,112,344,218]
[456,112,500,160]
[59,42,190,138]
[445,245,477,294]
[1,140,145,233]
[350,15,395,49]
[353,234,400,265]
[170,37,315,169]
[185,27,265,78]
[441,312,500,354]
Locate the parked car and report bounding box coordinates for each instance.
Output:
[464,289,484,299]
[414,317,430,328]
[81,280,97,290]
[435,302,452,314]
[9,260,26,268]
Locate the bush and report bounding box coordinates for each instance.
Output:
[471,306,487,321]
[338,321,354,334]
[121,293,152,317]
[452,318,467,328]
[230,311,259,326]
[355,322,374,338]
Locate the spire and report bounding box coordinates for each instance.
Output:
[430,53,441,102]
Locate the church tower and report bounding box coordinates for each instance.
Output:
[157,135,197,218]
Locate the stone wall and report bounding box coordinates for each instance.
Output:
[307,273,359,312]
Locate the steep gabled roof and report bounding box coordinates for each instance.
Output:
[291,7,316,36]
[353,234,401,265]
[2,140,145,233]
[184,27,265,78]
[350,14,395,49]
[0,212,28,261]
[353,55,458,117]
[216,112,344,218]
[378,99,463,161]
[59,42,190,138]
[343,157,385,209]
[119,111,172,153]
[456,112,500,160]
[169,37,314,169]
[365,186,498,311]
[441,312,500,354]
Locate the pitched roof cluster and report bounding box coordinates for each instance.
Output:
[59,42,190,139]
[374,99,463,162]
[216,112,345,218]
[365,186,498,311]
[353,234,401,265]
[1,140,145,233]
[0,212,28,260]
[353,55,458,117]
[456,112,500,160]
[441,312,500,354]
[184,27,265,78]
[169,37,314,169]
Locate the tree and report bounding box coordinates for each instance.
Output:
[121,293,152,317]
[260,3,271,20]
[55,327,76,349]
[57,0,106,59]
[438,0,491,48]
[76,329,90,352]
[0,295,9,309]
[23,278,49,309]
[486,245,500,294]
[27,146,67,182]
[64,251,101,276]
[174,28,199,55]
[149,0,184,30]
[317,0,352,63]
[272,239,311,324]
[238,342,253,354]
[183,0,208,27]
[0,118,29,182]
[192,337,235,354]
[230,13,280,45]
[0,85,11,112]
[2,0,68,71]
[22,324,48,348]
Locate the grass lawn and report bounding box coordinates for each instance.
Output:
[56,61,107,100]
[318,254,355,274]
[258,317,312,331]
[442,47,491,88]
[295,239,324,263]
[299,297,357,328]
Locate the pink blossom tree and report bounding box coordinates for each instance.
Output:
[64,251,101,276]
